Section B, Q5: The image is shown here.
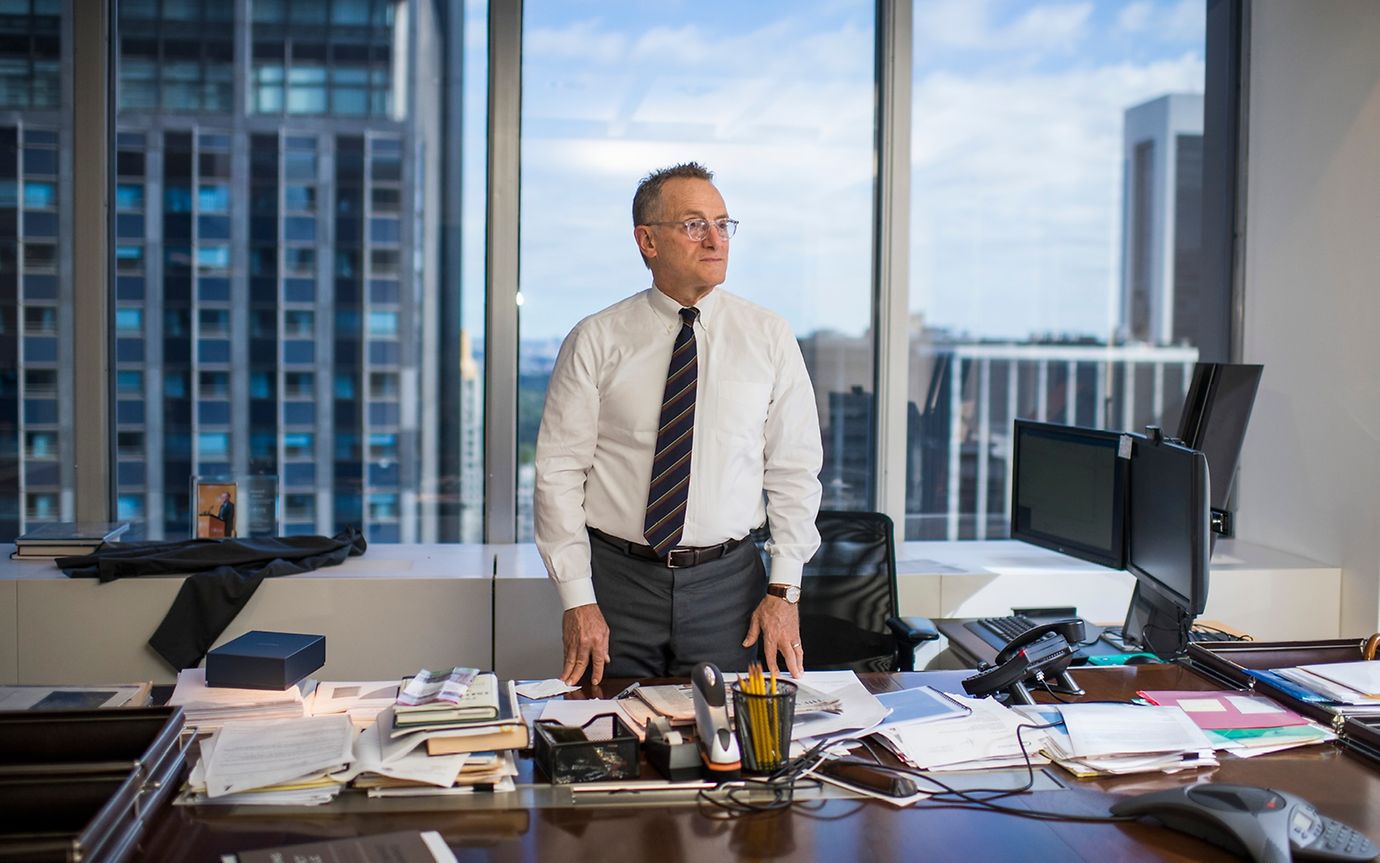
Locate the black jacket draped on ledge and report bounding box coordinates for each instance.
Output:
[58,528,367,672]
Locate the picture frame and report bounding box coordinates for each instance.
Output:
[190,475,279,539]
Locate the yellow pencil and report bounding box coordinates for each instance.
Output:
[769,668,779,764]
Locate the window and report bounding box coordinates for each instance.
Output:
[515,1,878,540]
[197,431,229,460]
[198,370,229,398]
[198,184,229,212]
[26,431,58,459]
[116,369,143,394]
[903,0,1211,540]
[367,310,397,338]
[115,308,143,331]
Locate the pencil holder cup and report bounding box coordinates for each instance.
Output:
[731,679,796,774]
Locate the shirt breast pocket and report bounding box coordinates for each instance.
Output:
[716,380,771,440]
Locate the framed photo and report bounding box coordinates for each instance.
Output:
[193,479,238,539]
[190,475,279,539]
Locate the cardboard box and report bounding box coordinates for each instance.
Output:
[206,631,325,690]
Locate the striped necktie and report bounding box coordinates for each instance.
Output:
[644,306,700,556]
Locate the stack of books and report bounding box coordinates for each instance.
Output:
[11,521,129,559]
[389,673,529,756]
[340,672,527,797]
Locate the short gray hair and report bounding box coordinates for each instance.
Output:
[632,162,714,227]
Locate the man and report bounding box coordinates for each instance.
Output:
[535,162,823,686]
[216,492,235,538]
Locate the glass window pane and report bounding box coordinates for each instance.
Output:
[105,0,485,542]
[519,1,878,540]
[903,0,1208,539]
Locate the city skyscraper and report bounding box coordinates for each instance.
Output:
[1120,93,1206,347]
[0,0,477,542]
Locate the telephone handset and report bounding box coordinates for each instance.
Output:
[963,619,1087,705]
[994,619,1086,665]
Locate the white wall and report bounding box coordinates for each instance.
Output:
[1237,1,1380,635]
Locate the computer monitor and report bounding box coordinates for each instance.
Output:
[1175,362,1262,535]
[1120,432,1211,657]
[1010,420,1131,569]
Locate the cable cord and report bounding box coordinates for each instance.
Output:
[694,722,1139,824]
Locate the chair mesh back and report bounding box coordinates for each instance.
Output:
[759,511,899,672]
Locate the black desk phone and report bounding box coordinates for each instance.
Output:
[962,619,1086,704]
[1111,783,1379,863]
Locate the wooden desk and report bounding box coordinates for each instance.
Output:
[138,667,1380,862]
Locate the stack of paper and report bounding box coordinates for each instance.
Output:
[784,671,889,748]
[1138,690,1336,757]
[1013,703,1218,777]
[167,668,307,727]
[182,715,355,806]
[875,694,1048,771]
[1269,662,1380,715]
[355,706,519,794]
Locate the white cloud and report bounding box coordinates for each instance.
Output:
[1118,1,1153,33]
[515,2,1207,342]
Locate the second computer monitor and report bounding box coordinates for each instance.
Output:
[1122,434,1211,655]
[1011,420,1130,569]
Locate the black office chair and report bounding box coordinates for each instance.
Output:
[757,510,937,672]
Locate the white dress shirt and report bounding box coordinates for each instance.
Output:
[535,286,824,610]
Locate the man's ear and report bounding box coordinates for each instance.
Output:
[634,225,657,261]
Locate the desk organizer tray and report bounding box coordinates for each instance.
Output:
[1340,716,1380,771]
[1187,638,1361,724]
[0,706,187,863]
[533,713,640,785]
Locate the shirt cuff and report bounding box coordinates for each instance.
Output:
[766,556,804,589]
[555,577,599,611]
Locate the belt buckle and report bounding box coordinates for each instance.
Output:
[665,548,695,569]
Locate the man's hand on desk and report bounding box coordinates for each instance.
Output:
[743,595,804,678]
[561,604,611,686]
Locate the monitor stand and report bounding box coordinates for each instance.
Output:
[1107,583,1193,658]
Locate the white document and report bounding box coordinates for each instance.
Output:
[1298,661,1380,698]
[1226,695,1289,715]
[309,681,400,716]
[515,679,580,699]
[880,695,1037,770]
[786,672,888,741]
[202,714,355,798]
[343,721,466,788]
[1057,704,1213,758]
[538,699,637,734]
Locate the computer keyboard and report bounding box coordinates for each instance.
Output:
[964,614,1041,651]
[1187,627,1244,643]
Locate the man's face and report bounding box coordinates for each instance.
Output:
[637,178,730,295]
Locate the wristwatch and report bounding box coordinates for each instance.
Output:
[767,584,801,604]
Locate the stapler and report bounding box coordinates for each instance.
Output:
[690,662,741,775]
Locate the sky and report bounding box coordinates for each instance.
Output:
[462,0,1206,346]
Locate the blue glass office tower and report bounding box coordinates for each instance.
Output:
[0,0,472,542]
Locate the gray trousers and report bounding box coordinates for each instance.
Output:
[589,531,766,677]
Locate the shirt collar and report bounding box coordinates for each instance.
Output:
[647,285,719,330]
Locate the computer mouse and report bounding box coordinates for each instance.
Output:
[1125,654,1158,665]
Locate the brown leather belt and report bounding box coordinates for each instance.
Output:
[589,527,746,569]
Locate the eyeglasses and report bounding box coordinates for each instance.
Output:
[645,218,739,241]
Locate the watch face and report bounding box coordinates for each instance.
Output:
[772,585,800,603]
